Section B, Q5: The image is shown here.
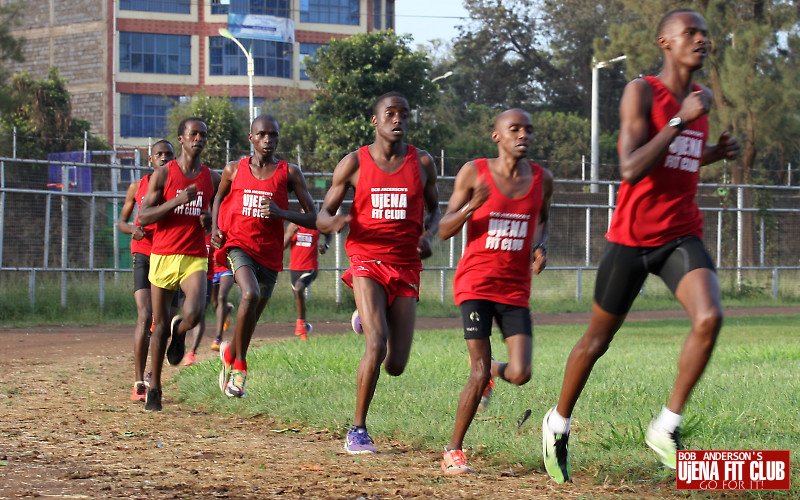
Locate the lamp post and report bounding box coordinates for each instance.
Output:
[431,70,453,83]
[219,28,255,131]
[590,55,626,193]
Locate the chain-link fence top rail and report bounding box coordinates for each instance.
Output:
[2,156,800,309]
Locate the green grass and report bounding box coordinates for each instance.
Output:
[2,268,800,327]
[175,314,800,494]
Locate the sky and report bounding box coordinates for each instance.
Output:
[393,0,470,46]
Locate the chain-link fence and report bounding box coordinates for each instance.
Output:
[2,154,800,312]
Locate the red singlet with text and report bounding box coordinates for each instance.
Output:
[290,228,319,271]
[218,157,289,271]
[130,174,153,256]
[606,76,708,246]
[453,159,543,307]
[150,160,213,258]
[345,145,424,267]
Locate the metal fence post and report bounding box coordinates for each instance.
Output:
[576,267,582,299]
[99,269,105,309]
[737,186,744,292]
[61,163,68,308]
[90,195,96,268]
[29,269,36,310]
[0,160,4,267]
[772,267,779,299]
[585,207,591,267]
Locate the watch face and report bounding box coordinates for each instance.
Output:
[669,117,682,128]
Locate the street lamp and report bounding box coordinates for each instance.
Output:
[219,28,255,136]
[590,55,626,193]
[431,70,453,83]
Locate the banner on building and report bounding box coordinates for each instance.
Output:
[227,14,295,43]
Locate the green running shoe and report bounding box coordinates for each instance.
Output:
[542,407,572,483]
[645,421,683,469]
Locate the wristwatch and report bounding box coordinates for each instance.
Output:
[668,116,685,131]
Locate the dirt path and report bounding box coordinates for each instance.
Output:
[1,306,797,499]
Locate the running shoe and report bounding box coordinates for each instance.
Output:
[224,369,247,398]
[130,382,146,402]
[210,338,222,351]
[468,356,495,411]
[144,388,162,411]
[351,310,363,334]
[295,321,312,341]
[144,370,152,388]
[542,407,572,483]
[218,341,232,394]
[479,378,495,411]
[183,350,196,366]
[645,421,683,470]
[441,448,472,475]
[223,302,234,332]
[166,315,185,366]
[344,426,376,454]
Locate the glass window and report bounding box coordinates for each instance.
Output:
[209,37,292,79]
[120,0,190,14]
[385,0,394,30]
[299,43,325,80]
[212,0,290,17]
[301,0,360,25]
[119,32,191,75]
[119,94,178,138]
[373,0,381,30]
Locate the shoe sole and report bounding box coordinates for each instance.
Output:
[218,342,231,394]
[166,316,185,366]
[645,436,677,469]
[351,310,363,334]
[344,445,376,455]
[441,462,471,475]
[542,408,570,483]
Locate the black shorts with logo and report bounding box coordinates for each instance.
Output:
[459,299,532,340]
[594,235,716,315]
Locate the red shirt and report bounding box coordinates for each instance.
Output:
[289,228,320,271]
[218,157,289,271]
[453,159,544,307]
[606,76,708,247]
[345,145,424,267]
[150,160,213,258]
[130,175,153,256]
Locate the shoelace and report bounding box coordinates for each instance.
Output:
[352,431,374,445]
[448,450,467,466]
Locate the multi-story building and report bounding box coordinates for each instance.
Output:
[5,0,395,149]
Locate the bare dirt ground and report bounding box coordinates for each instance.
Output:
[1,306,796,499]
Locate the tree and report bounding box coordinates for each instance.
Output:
[0,2,25,110]
[165,94,249,170]
[303,31,438,169]
[0,67,107,160]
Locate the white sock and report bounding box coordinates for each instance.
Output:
[654,406,682,433]
[548,408,571,434]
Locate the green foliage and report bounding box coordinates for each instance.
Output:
[165,93,249,169]
[0,68,108,159]
[0,1,25,108]
[302,31,437,169]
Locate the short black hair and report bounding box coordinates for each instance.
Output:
[372,91,408,115]
[251,114,279,131]
[152,139,173,150]
[177,117,206,137]
[657,8,698,37]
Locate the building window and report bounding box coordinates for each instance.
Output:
[299,43,325,80]
[119,32,191,75]
[373,0,381,30]
[120,94,178,138]
[212,0,290,17]
[385,0,394,30]
[301,0,360,25]
[209,37,292,79]
[120,0,190,14]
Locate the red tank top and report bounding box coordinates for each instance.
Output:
[345,145,424,267]
[219,157,289,271]
[289,228,319,271]
[130,175,153,256]
[453,159,544,307]
[606,76,708,246]
[150,160,213,258]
